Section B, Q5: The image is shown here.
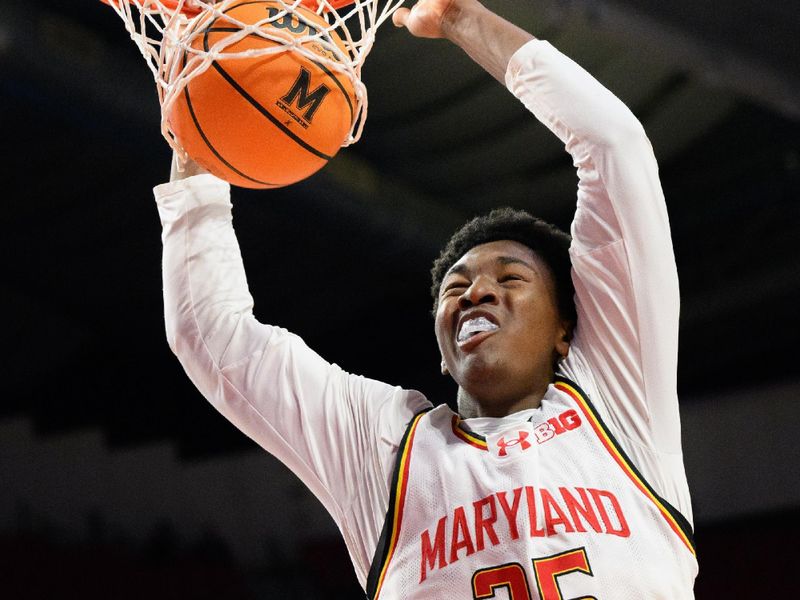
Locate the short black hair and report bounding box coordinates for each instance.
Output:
[430,208,576,323]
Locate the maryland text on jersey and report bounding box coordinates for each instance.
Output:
[419,484,632,582]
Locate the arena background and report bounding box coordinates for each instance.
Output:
[2,0,798,596]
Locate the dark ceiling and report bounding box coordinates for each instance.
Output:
[2,0,799,458]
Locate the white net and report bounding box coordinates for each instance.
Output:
[103,0,404,158]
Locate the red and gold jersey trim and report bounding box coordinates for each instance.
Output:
[366,409,430,600]
[554,376,696,557]
[452,415,489,450]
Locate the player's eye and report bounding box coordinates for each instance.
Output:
[499,274,524,283]
[442,280,468,295]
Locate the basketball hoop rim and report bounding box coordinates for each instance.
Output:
[100,0,358,17]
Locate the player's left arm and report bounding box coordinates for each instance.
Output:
[397,0,682,455]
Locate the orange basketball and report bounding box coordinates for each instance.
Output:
[168,1,356,188]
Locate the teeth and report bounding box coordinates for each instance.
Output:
[457,316,498,343]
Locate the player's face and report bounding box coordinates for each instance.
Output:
[434,240,571,417]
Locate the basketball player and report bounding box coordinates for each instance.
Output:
[154,0,698,596]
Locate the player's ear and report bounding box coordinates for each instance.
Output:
[441,359,449,375]
[555,319,574,360]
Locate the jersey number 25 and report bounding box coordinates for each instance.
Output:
[471,547,596,600]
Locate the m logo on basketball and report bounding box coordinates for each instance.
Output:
[277,67,331,127]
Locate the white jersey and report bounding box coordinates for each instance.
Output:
[367,377,696,599]
[154,38,696,596]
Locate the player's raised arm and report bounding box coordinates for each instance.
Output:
[397,0,682,452]
[154,153,429,585]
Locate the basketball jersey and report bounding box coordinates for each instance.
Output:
[366,376,697,599]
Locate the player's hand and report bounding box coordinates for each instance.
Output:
[170,150,208,182]
[392,0,457,39]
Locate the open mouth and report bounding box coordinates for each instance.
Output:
[457,316,499,343]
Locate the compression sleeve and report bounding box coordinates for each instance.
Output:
[154,175,430,584]
[505,41,689,515]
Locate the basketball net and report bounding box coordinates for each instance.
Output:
[101,0,403,159]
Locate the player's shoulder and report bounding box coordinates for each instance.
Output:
[369,385,434,444]
[426,403,456,427]
[393,402,454,441]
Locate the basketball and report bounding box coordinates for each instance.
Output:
[167,1,356,188]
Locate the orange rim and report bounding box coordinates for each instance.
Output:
[100,0,357,16]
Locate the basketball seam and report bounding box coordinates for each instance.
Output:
[312,55,355,125]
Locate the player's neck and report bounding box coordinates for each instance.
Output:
[457,382,549,418]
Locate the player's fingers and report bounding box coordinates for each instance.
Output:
[392,7,410,27]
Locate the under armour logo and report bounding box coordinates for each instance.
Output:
[496,431,532,457]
